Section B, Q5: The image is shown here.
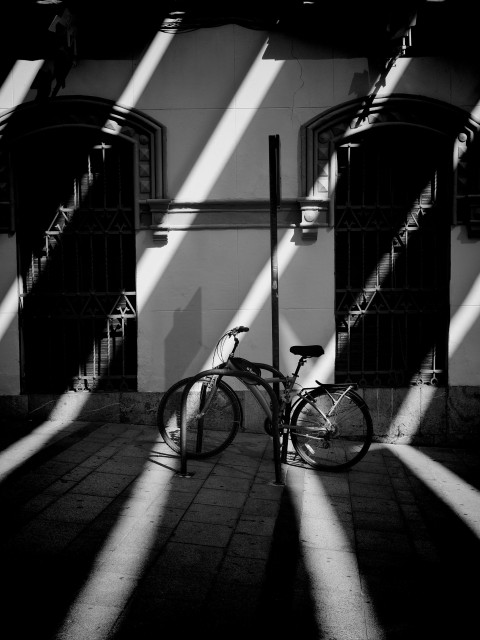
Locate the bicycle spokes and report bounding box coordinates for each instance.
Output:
[158,377,241,459]
[290,387,373,471]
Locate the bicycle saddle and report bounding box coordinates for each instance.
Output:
[290,345,324,358]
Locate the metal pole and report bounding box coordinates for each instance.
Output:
[269,135,280,399]
[181,368,284,485]
[177,378,194,478]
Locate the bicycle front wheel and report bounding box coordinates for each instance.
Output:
[290,387,373,471]
[157,376,242,458]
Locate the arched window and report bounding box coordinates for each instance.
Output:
[0,97,164,392]
[334,126,449,386]
[301,96,479,387]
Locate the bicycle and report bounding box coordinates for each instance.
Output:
[157,326,373,471]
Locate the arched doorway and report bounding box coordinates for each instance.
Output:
[0,97,163,393]
[15,127,137,392]
[334,125,450,386]
[301,95,479,387]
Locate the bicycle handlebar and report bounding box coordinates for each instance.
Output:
[228,326,249,336]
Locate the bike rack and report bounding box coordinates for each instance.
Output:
[178,368,284,485]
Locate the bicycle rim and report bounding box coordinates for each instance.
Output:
[290,388,373,471]
[157,377,242,458]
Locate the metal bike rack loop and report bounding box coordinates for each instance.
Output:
[179,368,284,485]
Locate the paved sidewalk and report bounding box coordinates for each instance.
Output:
[0,419,479,639]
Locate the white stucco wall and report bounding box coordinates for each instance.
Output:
[0,236,20,394]
[17,25,480,202]
[136,225,335,392]
[449,226,480,386]
[1,24,479,398]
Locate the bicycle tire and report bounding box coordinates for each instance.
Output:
[290,387,373,471]
[157,376,242,459]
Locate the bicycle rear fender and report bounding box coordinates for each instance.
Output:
[314,382,359,391]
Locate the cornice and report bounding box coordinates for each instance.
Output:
[140,198,330,241]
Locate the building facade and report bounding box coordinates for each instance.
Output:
[0,2,479,445]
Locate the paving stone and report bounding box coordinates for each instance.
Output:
[303,492,354,523]
[304,472,350,497]
[351,494,400,514]
[16,492,59,518]
[117,522,173,552]
[353,509,406,532]
[97,546,161,578]
[171,520,234,547]
[183,502,241,526]
[228,532,273,559]
[215,554,268,586]
[299,546,362,591]
[74,571,141,607]
[37,494,114,523]
[242,495,282,517]
[193,487,246,508]
[202,474,252,492]
[235,514,277,536]
[70,471,134,497]
[1,420,479,640]
[350,481,396,500]
[248,481,285,499]
[349,468,391,485]
[54,602,123,640]
[112,595,203,638]
[3,518,86,554]
[164,474,206,493]
[299,515,356,551]
[291,585,368,640]
[355,529,413,554]
[94,457,148,476]
[211,463,258,479]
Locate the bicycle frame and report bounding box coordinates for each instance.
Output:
[161,325,373,478]
[198,328,360,435]
[222,358,292,420]
[219,358,360,431]
[213,353,321,429]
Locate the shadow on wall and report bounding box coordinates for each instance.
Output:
[165,288,203,383]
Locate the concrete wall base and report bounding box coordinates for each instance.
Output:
[0,386,479,447]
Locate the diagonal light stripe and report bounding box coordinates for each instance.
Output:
[0,60,44,109]
[449,272,480,358]
[0,278,19,342]
[109,29,177,114]
[176,40,284,202]
[54,441,175,639]
[326,57,412,198]
[0,420,79,483]
[390,444,480,539]
[201,230,297,369]
[308,333,336,384]
[136,231,187,313]
[301,475,381,634]
[390,271,480,441]
[198,49,413,376]
[279,317,335,387]
[27,27,183,636]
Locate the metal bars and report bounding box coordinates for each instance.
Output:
[18,131,137,393]
[333,130,449,386]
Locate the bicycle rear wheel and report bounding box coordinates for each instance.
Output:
[157,376,242,458]
[290,387,373,471]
